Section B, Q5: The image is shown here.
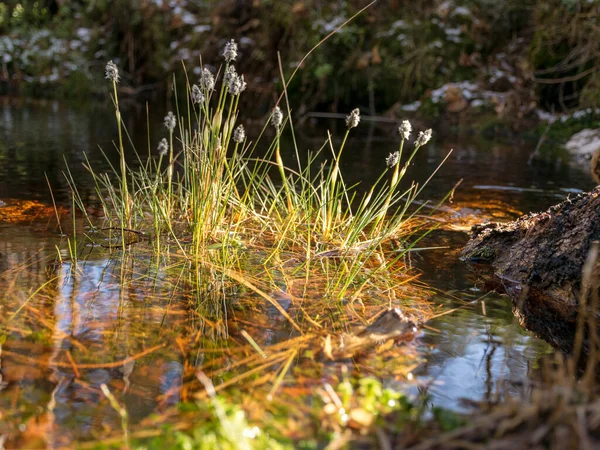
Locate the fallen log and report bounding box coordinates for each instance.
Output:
[461,186,600,352]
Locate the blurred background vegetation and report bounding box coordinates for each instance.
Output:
[0,0,599,127]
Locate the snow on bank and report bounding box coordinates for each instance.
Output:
[565,128,600,159]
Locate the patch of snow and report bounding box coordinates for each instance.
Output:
[402,101,421,112]
[430,81,479,103]
[180,11,196,25]
[391,19,407,29]
[314,16,346,33]
[177,48,191,60]
[75,27,91,42]
[193,25,211,33]
[489,68,517,84]
[437,0,454,16]
[538,108,600,124]
[48,68,59,82]
[377,20,408,38]
[452,6,471,17]
[535,109,557,123]
[565,128,600,157]
[444,27,462,43]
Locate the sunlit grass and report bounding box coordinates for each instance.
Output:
[60,40,442,331]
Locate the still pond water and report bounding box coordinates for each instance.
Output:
[0,96,595,445]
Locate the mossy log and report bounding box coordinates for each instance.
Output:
[461,187,600,352]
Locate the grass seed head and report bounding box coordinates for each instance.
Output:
[228,73,247,96]
[346,108,361,129]
[224,65,237,85]
[200,67,215,92]
[105,60,120,83]
[164,112,177,132]
[191,84,205,104]
[158,138,169,156]
[415,129,432,147]
[398,120,412,140]
[223,39,238,63]
[386,151,400,168]
[272,106,283,130]
[233,124,246,143]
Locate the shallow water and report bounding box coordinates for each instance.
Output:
[0,96,596,445]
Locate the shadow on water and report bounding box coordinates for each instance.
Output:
[0,97,597,445]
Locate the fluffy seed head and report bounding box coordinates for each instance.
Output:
[158,138,169,157]
[272,106,283,130]
[346,108,360,129]
[200,67,215,92]
[191,84,204,104]
[415,129,432,147]
[223,39,238,63]
[105,60,120,83]
[398,120,412,140]
[224,65,237,85]
[164,111,177,132]
[233,124,246,143]
[228,73,247,96]
[386,151,400,168]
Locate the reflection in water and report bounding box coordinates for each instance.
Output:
[414,294,552,412]
[409,231,554,412]
[0,96,164,202]
[0,99,596,445]
[0,227,192,445]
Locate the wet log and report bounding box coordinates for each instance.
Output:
[461,187,600,352]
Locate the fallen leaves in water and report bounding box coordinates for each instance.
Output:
[0,199,66,225]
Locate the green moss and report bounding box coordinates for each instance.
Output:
[469,246,496,262]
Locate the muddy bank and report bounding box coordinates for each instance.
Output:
[462,187,600,352]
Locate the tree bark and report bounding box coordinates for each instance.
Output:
[461,187,600,352]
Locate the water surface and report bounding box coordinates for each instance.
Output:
[0,97,596,444]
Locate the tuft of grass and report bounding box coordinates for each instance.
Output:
[62,35,445,334]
